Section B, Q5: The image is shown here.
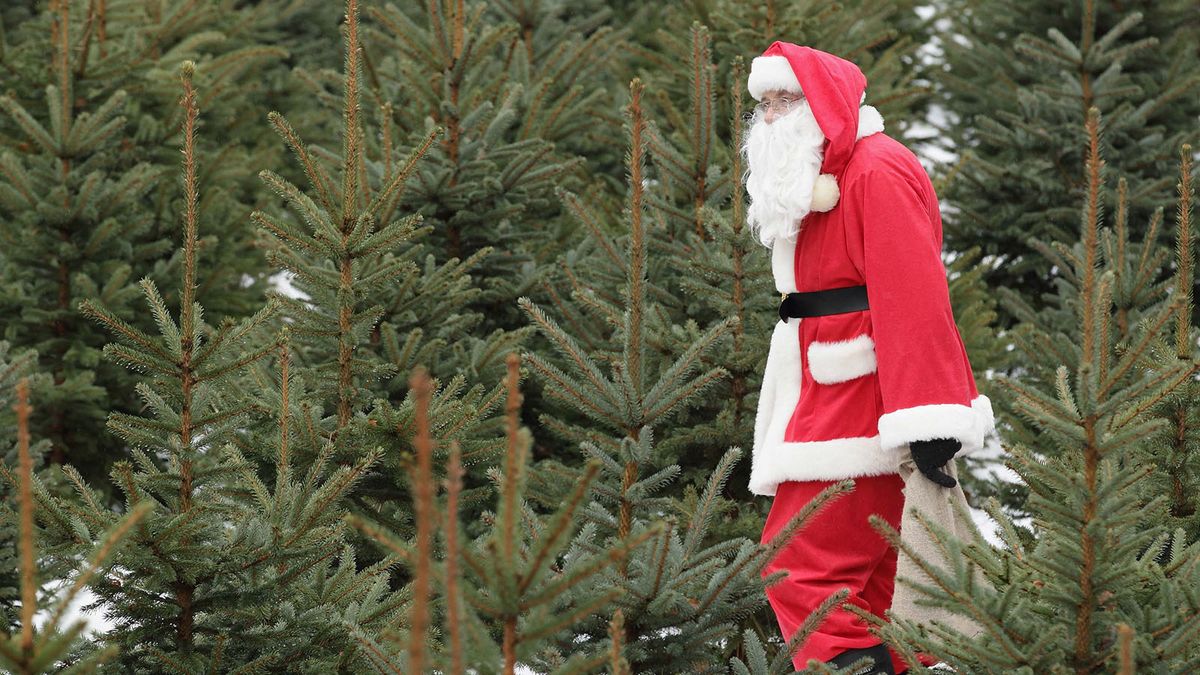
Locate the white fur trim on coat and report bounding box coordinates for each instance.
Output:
[857,105,884,140]
[749,435,899,496]
[877,395,996,456]
[748,55,801,100]
[807,335,877,384]
[771,235,798,294]
[751,321,903,496]
[754,319,802,457]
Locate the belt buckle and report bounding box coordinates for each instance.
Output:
[780,292,788,302]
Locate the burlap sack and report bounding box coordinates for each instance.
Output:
[888,448,985,637]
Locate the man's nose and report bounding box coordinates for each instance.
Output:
[764,109,778,125]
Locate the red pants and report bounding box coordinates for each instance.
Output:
[760,474,907,672]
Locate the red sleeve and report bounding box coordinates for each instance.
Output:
[850,168,988,453]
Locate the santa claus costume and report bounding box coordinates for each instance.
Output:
[744,43,995,673]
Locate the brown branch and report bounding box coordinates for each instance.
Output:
[502,352,522,567]
[444,440,464,675]
[15,379,35,655]
[407,367,435,675]
[627,79,647,396]
[1175,144,1194,358]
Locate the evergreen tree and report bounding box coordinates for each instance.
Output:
[645,0,937,147]
[250,0,523,539]
[359,0,626,336]
[0,379,148,674]
[22,60,384,671]
[935,0,1200,318]
[0,0,291,488]
[864,110,1200,673]
[0,0,164,480]
[349,357,658,672]
[517,78,847,671]
[0,343,41,632]
[980,131,1199,523]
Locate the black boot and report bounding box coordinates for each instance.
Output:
[825,643,895,675]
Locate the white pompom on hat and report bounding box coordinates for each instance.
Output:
[748,55,801,100]
[810,173,840,212]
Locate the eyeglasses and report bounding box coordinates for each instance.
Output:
[753,95,803,116]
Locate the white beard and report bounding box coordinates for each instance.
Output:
[741,100,826,248]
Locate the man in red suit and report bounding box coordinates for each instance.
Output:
[743,43,995,673]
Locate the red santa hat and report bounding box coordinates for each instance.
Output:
[747,43,885,211]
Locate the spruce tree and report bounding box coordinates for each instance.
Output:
[935,0,1200,317]
[0,0,291,488]
[359,0,625,336]
[0,379,148,674]
[0,0,164,480]
[646,0,937,146]
[19,60,385,671]
[250,0,525,539]
[348,357,659,672]
[981,130,1199,522]
[0,344,41,632]
[863,110,1200,673]
[517,78,848,671]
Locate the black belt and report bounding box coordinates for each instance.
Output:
[779,285,869,321]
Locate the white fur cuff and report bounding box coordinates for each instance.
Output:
[807,334,876,384]
[877,395,996,455]
[748,55,801,100]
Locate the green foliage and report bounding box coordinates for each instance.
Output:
[0,0,292,491]
[645,0,936,147]
[935,0,1200,319]
[23,60,386,671]
[516,78,833,670]
[359,0,627,340]
[0,343,43,632]
[0,377,148,674]
[349,359,654,672]
[1,0,1197,671]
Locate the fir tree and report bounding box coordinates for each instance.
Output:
[517,77,849,671]
[0,344,41,632]
[0,379,148,674]
[360,0,625,337]
[20,61,384,671]
[349,357,656,672]
[645,0,936,146]
[935,0,1200,318]
[251,0,523,539]
[863,110,1200,673]
[0,0,290,489]
[0,0,164,480]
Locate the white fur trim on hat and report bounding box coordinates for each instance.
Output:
[876,395,996,456]
[807,334,877,384]
[748,55,801,100]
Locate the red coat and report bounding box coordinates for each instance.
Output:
[750,45,994,496]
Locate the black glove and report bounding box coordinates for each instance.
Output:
[910,437,961,488]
